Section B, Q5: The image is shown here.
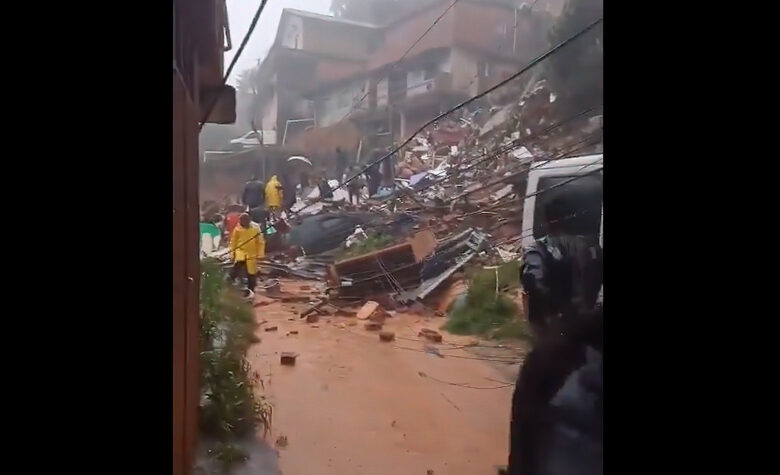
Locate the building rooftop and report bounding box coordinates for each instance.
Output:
[283,8,380,29]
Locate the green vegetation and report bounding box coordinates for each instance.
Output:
[445,262,532,342]
[199,258,272,471]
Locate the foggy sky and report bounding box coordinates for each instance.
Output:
[224,0,332,86]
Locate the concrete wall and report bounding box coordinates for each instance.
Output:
[369,5,454,68]
[302,18,376,61]
[450,47,520,96]
[260,88,278,132]
[453,2,516,54]
[281,15,303,49]
[450,48,481,96]
[315,79,369,127]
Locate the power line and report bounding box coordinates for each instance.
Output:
[199,0,270,129]
[336,16,603,191]
[417,371,515,389]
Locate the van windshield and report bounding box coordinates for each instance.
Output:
[533,173,603,239]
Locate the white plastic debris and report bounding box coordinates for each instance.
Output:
[345,225,368,248]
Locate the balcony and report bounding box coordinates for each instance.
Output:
[407,72,453,98]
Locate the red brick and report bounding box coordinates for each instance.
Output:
[418,328,442,342]
[379,331,395,342]
[280,352,297,366]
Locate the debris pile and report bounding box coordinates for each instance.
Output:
[200,78,602,330]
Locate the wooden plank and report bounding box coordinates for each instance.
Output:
[409,230,437,262]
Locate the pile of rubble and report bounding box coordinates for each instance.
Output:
[204,79,602,326]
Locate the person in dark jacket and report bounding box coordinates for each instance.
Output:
[279,172,297,212]
[242,176,265,210]
[365,163,382,198]
[248,205,268,235]
[506,195,603,475]
[317,171,333,200]
[520,196,602,337]
[335,147,347,181]
[507,309,603,475]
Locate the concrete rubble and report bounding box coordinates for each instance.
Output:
[202,77,602,330]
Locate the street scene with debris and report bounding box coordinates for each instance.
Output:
[187,0,603,473]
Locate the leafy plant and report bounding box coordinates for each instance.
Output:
[212,442,248,471]
[198,258,272,469]
[445,263,531,341]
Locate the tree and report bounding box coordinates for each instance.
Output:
[544,0,603,119]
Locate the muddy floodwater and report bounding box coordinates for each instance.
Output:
[247,280,525,475]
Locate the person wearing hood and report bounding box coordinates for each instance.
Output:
[229,213,265,299]
[265,175,283,214]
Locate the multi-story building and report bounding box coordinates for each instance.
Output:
[205,0,554,191]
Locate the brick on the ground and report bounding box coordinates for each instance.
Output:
[280,352,297,366]
[418,328,443,342]
[379,331,395,342]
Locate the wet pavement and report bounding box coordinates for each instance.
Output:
[247,279,525,475]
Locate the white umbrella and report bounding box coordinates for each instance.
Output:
[287,156,312,167]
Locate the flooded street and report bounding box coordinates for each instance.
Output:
[247,280,525,475]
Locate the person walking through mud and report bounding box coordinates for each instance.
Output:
[229,213,265,299]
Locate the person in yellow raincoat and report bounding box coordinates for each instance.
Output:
[229,213,265,298]
[265,175,284,216]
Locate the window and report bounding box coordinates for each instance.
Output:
[532,174,603,239]
[478,61,490,77]
[423,64,437,81]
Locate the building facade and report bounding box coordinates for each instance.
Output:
[246,0,553,168]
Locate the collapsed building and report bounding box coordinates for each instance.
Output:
[200,0,560,200]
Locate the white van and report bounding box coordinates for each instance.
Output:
[521,154,603,249]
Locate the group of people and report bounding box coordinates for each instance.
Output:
[209,171,603,472]
[344,163,382,205]
[225,174,301,298]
